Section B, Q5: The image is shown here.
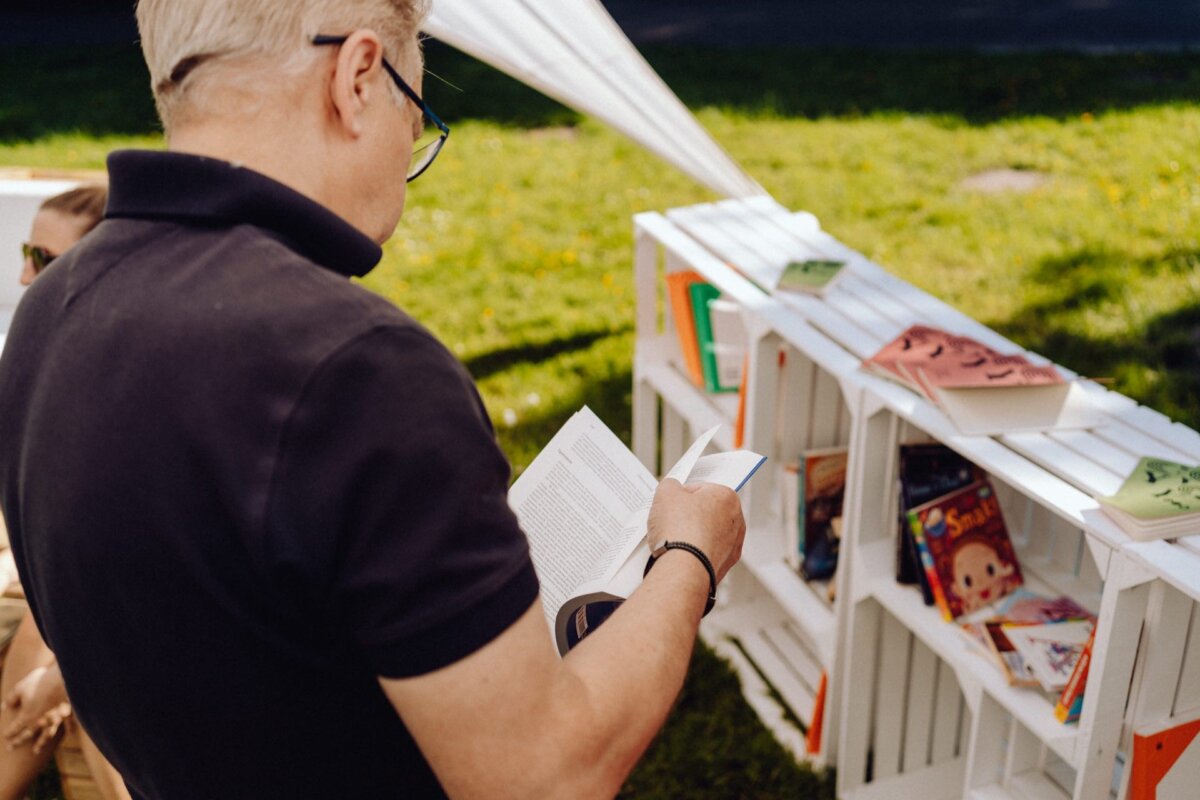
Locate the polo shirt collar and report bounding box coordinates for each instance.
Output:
[105,150,382,278]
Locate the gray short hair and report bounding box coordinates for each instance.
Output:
[136,0,430,131]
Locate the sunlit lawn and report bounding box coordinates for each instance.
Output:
[4,41,1200,798]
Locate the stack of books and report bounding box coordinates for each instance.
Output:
[1098,457,1200,541]
[863,325,1096,435]
[666,271,747,394]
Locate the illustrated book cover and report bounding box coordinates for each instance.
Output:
[905,479,1024,620]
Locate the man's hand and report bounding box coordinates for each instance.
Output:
[646,478,746,582]
[3,662,71,753]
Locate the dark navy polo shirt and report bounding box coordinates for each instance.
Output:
[0,150,539,799]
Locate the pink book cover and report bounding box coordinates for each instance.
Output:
[865,325,997,386]
[918,357,1064,391]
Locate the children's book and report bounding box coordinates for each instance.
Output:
[775,259,846,296]
[1002,619,1095,692]
[906,480,1023,620]
[863,325,1098,434]
[508,406,766,655]
[1130,707,1200,800]
[798,447,847,581]
[1054,625,1096,723]
[896,443,982,603]
[980,619,1042,687]
[665,271,707,387]
[1099,457,1200,540]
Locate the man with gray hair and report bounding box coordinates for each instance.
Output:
[0,1,746,798]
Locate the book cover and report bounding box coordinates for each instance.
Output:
[915,357,1062,391]
[665,271,707,387]
[1002,620,1095,692]
[906,480,1023,620]
[1131,707,1200,800]
[799,447,847,581]
[896,443,981,602]
[777,259,846,295]
[689,283,733,393]
[1100,457,1200,519]
[1054,625,1096,724]
[982,619,1042,687]
[864,325,997,391]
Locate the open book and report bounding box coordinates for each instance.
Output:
[508,407,766,655]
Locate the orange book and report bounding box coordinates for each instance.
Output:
[806,671,827,755]
[1131,707,1200,799]
[666,271,706,387]
[1054,625,1095,723]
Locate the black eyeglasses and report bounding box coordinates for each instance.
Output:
[312,34,450,183]
[21,243,57,274]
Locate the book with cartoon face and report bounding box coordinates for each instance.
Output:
[906,479,1024,620]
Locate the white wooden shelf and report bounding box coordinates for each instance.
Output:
[631,196,1200,799]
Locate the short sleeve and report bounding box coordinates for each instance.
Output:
[265,325,539,678]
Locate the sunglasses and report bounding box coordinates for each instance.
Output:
[21,243,57,274]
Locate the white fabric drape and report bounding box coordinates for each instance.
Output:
[423,0,767,199]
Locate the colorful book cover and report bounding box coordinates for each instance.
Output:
[1002,620,1095,692]
[896,443,981,602]
[982,619,1042,687]
[733,354,749,449]
[993,588,1094,625]
[1100,457,1200,519]
[1131,708,1200,800]
[799,447,847,581]
[689,283,734,393]
[1055,625,1096,724]
[906,480,1023,620]
[777,259,846,295]
[665,271,707,387]
[806,671,828,755]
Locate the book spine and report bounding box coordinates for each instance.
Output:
[689,283,723,393]
[665,271,705,387]
[1054,627,1095,723]
[907,511,953,621]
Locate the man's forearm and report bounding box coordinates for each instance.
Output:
[555,549,712,796]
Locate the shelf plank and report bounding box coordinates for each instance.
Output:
[741,555,836,666]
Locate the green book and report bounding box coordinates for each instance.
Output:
[1101,457,1200,518]
[689,283,737,393]
[777,259,846,295]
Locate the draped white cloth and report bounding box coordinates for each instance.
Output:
[423,0,767,199]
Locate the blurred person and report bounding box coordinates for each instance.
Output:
[2,184,130,800]
[18,186,106,287]
[0,3,746,799]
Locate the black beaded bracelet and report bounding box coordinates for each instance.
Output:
[643,540,718,617]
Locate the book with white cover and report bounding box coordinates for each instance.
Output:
[508,407,766,655]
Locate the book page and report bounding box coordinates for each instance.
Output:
[685,450,767,492]
[508,408,657,627]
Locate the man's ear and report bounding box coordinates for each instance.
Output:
[327,30,387,139]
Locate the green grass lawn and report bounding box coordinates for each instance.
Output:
[4,42,1200,798]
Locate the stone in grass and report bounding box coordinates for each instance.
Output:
[959,168,1050,194]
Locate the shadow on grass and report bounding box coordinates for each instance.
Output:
[462,326,628,382]
[993,246,1200,431]
[5,41,1200,142]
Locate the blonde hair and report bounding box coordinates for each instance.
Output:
[41,185,108,235]
[135,0,430,131]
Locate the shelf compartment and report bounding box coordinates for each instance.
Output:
[861,541,1081,769]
